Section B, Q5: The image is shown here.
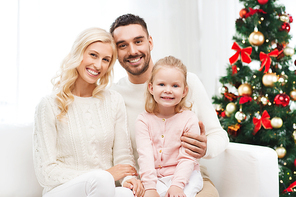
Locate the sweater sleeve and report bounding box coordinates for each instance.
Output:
[187,72,229,159]
[171,112,200,189]
[135,113,158,190]
[33,96,85,190]
[111,91,136,185]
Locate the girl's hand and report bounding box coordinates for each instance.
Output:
[106,164,138,181]
[144,189,160,197]
[165,185,186,197]
[181,121,207,159]
[123,178,145,197]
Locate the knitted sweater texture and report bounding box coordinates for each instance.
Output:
[33,89,135,193]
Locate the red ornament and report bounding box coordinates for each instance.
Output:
[294,158,296,167]
[288,14,293,23]
[239,8,248,18]
[257,0,268,5]
[281,22,291,32]
[274,93,290,107]
[295,59,296,66]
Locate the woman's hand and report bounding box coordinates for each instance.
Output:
[144,189,160,197]
[165,185,185,197]
[123,178,145,197]
[106,164,138,181]
[181,121,207,159]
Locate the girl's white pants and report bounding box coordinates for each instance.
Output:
[43,170,133,197]
[157,170,203,197]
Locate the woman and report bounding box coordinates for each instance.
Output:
[33,27,144,197]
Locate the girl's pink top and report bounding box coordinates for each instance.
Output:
[135,110,200,190]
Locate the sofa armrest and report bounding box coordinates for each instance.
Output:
[0,124,43,197]
[200,142,279,197]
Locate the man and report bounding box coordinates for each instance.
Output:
[110,14,229,197]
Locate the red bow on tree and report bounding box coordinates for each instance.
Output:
[229,42,252,65]
[245,7,267,18]
[239,95,253,104]
[252,110,273,134]
[259,49,279,73]
[232,65,238,75]
[283,180,296,193]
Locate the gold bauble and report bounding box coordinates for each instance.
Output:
[271,117,283,129]
[292,130,296,143]
[278,74,288,85]
[280,14,290,23]
[260,96,269,105]
[275,146,286,159]
[215,104,223,111]
[283,46,295,57]
[219,86,228,95]
[248,31,265,46]
[262,73,278,87]
[290,90,296,101]
[235,111,246,122]
[226,102,237,115]
[238,83,252,96]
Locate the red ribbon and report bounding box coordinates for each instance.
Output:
[229,42,252,65]
[232,65,238,75]
[252,110,273,134]
[259,49,279,73]
[239,96,252,104]
[245,7,267,18]
[283,180,296,193]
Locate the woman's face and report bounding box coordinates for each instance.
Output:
[76,41,113,85]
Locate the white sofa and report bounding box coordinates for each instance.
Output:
[0,123,279,197]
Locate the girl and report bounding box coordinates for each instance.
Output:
[33,27,144,197]
[135,56,203,197]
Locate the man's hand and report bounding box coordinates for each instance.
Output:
[165,185,185,197]
[144,189,160,197]
[123,178,145,197]
[181,121,207,159]
[106,164,138,181]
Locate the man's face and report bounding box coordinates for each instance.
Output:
[112,24,153,76]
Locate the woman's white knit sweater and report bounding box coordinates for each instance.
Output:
[33,89,135,193]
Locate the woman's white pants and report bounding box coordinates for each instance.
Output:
[43,170,133,197]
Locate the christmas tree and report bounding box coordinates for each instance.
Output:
[212,0,296,195]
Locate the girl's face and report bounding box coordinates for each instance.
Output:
[76,41,113,85]
[148,66,188,112]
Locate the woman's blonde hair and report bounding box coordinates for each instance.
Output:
[145,56,191,114]
[52,27,117,120]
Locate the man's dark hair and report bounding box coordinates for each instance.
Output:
[110,14,149,36]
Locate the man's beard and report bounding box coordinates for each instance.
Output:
[122,53,151,76]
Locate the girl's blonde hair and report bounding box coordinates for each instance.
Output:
[145,56,191,114]
[52,27,117,120]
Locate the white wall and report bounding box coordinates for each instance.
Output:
[0,0,295,124]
